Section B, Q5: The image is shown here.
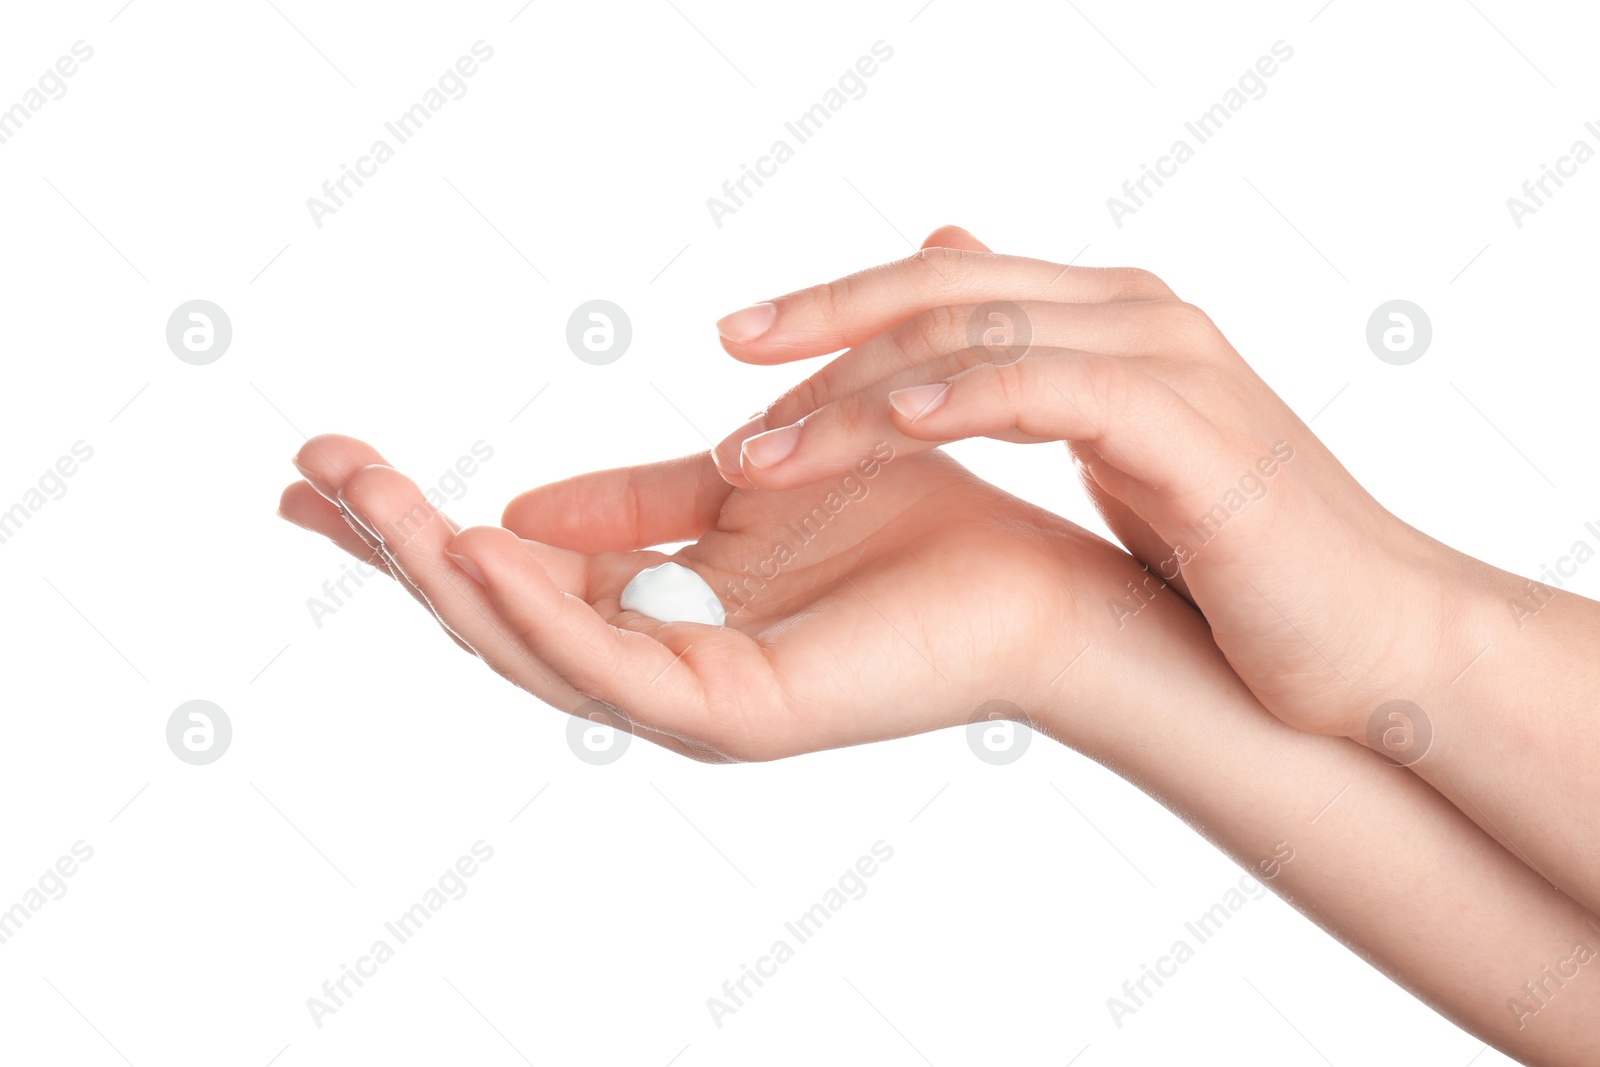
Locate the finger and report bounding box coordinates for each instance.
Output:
[1070,445,1193,602]
[280,479,384,564]
[714,299,1200,485]
[733,347,1052,490]
[503,452,733,552]
[884,352,1241,525]
[294,434,719,564]
[920,224,992,253]
[714,249,1175,365]
[291,433,397,502]
[338,464,591,695]
[447,525,781,754]
[280,473,481,654]
[289,460,726,758]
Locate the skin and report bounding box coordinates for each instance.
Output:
[280,428,1600,1062]
[709,225,1600,924]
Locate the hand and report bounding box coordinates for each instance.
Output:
[707,227,1488,739]
[279,434,1190,761]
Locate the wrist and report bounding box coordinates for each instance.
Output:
[1411,553,1600,753]
[1312,526,1492,748]
[1027,557,1244,761]
[1349,532,1583,763]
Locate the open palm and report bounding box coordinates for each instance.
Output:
[280,435,1155,760]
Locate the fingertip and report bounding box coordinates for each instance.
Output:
[290,450,335,500]
[711,447,754,488]
[711,414,766,488]
[499,489,539,536]
[302,431,366,455]
[501,454,730,552]
[335,462,400,503]
[293,434,392,501]
[278,480,328,530]
[447,523,514,561]
[717,335,817,366]
[738,423,800,474]
[920,224,992,253]
[444,527,505,588]
[717,336,760,363]
[278,479,310,518]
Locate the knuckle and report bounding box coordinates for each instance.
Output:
[1158,301,1228,356]
[1117,266,1176,300]
[809,273,857,323]
[619,468,647,544]
[1072,354,1133,428]
[1167,300,1215,331]
[829,389,873,438]
[986,358,1031,413]
[891,302,963,363]
[769,375,825,426]
[921,300,966,345]
[907,245,967,298]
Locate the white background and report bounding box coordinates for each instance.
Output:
[1,0,1596,1064]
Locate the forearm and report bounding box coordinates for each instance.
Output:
[1050,594,1600,1064]
[1396,555,1600,918]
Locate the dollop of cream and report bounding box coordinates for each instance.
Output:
[619,562,726,626]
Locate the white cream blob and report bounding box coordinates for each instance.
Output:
[619,562,726,626]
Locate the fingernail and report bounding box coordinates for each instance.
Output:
[335,488,382,544]
[888,383,951,421]
[712,413,767,484]
[713,412,761,470]
[716,302,777,343]
[740,423,801,469]
[711,447,751,487]
[446,550,486,585]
